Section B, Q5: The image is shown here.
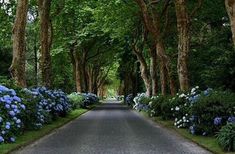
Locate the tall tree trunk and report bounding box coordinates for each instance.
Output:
[156,44,167,95]
[225,0,235,46]
[9,0,28,88]
[73,51,83,92]
[133,46,152,96]
[38,0,52,87]
[87,67,93,92]
[150,48,158,96]
[34,36,38,85]
[81,61,88,92]
[175,0,190,92]
[156,41,176,95]
[69,43,77,91]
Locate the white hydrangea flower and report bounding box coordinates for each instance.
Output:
[179,94,186,98]
[175,106,180,111]
[191,88,196,93]
[196,86,199,89]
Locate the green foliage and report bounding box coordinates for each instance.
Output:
[0,48,12,77]
[191,91,235,134]
[161,97,180,120]
[148,95,166,117]
[67,93,85,109]
[217,123,235,152]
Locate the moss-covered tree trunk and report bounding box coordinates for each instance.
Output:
[175,0,190,92]
[73,50,83,92]
[38,0,52,87]
[150,48,158,96]
[9,0,28,88]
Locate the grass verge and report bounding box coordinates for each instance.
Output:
[140,112,235,154]
[0,108,88,154]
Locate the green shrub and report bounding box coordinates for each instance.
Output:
[191,91,235,135]
[161,95,185,120]
[149,95,166,117]
[217,123,235,152]
[67,92,85,109]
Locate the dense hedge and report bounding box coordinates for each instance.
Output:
[67,92,99,109]
[131,87,235,152]
[0,85,99,144]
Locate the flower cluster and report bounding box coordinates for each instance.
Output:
[125,94,134,106]
[0,85,25,143]
[23,87,71,129]
[82,93,99,107]
[133,93,150,111]
[214,117,222,126]
[228,116,235,124]
[68,92,99,108]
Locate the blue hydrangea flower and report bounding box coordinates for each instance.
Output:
[0,136,4,142]
[5,125,10,130]
[5,104,10,109]
[20,104,26,110]
[16,119,21,124]
[214,117,222,126]
[203,88,212,96]
[0,85,9,91]
[13,96,21,102]
[189,126,196,135]
[10,137,15,142]
[9,111,16,116]
[228,116,235,123]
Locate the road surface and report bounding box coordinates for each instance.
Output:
[14,101,211,154]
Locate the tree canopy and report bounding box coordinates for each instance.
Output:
[0,0,235,96]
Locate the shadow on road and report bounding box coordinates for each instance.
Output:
[93,102,130,111]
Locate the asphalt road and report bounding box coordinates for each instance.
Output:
[14,100,211,154]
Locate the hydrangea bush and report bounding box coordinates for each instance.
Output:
[148,95,166,117]
[190,90,235,135]
[82,93,99,107]
[21,87,71,129]
[133,93,151,111]
[68,92,99,109]
[0,85,25,143]
[67,92,85,109]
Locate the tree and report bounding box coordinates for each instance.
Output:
[134,0,176,95]
[9,0,28,87]
[175,0,190,91]
[225,0,235,46]
[38,0,52,87]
